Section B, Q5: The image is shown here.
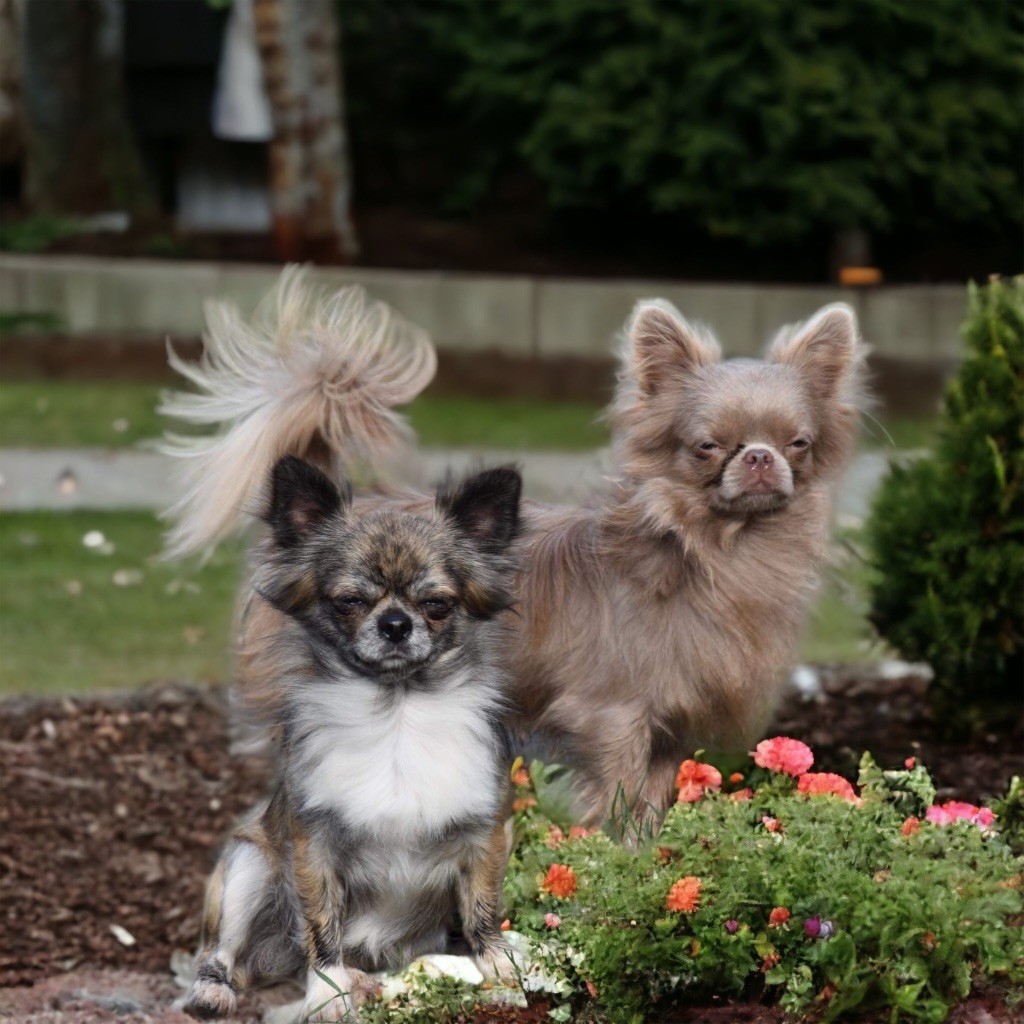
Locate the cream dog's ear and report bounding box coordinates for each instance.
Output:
[627,299,720,394]
[769,303,860,399]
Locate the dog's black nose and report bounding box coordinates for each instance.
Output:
[377,608,412,643]
[743,447,774,468]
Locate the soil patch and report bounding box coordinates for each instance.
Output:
[1,675,1019,1020]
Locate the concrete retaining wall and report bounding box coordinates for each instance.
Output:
[0,254,967,361]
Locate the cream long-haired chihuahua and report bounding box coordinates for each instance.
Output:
[163,272,865,829]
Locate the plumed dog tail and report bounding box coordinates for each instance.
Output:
[159,266,437,559]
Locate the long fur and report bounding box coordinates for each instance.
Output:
[163,275,867,833]
[159,267,436,559]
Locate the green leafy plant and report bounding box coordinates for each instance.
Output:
[867,278,1024,727]
[0,215,81,252]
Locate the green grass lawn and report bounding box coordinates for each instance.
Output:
[0,381,608,452]
[0,509,876,694]
[0,511,240,693]
[0,380,934,453]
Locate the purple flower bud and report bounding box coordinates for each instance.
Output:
[819,920,834,939]
[724,919,739,934]
[803,916,821,938]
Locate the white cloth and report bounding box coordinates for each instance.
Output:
[211,0,272,142]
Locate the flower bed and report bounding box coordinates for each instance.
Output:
[487,743,1022,1023]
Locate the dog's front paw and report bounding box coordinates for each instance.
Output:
[184,976,237,1020]
[301,966,380,1022]
[474,940,520,983]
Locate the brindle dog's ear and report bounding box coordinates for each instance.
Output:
[438,466,521,553]
[265,455,349,547]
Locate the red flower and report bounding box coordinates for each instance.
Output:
[675,759,723,803]
[753,737,814,776]
[543,863,577,899]
[904,756,917,770]
[901,816,921,837]
[729,772,745,785]
[797,772,859,803]
[665,876,703,912]
[768,907,790,927]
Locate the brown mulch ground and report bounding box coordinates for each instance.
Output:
[0,673,1020,1022]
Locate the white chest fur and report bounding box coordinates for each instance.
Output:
[289,671,503,835]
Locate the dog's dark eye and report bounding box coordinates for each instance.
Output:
[420,597,453,621]
[789,438,810,449]
[332,595,367,614]
[697,441,721,453]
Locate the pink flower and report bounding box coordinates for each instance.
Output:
[904,756,917,770]
[753,737,814,776]
[567,825,598,841]
[926,801,996,829]
[797,772,859,803]
[724,919,739,934]
[676,759,723,803]
[544,912,561,930]
[762,815,782,833]
[545,824,565,850]
[730,788,754,802]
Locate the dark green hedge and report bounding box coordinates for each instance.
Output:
[344,0,1023,247]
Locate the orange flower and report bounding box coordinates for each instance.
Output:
[797,772,859,803]
[729,771,745,785]
[512,767,531,787]
[901,816,921,837]
[665,876,703,913]
[753,737,814,776]
[500,918,511,931]
[543,863,577,899]
[760,952,781,972]
[545,824,565,849]
[584,980,598,999]
[512,796,537,813]
[762,815,782,833]
[730,788,754,802]
[768,906,790,927]
[568,825,597,841]
[675,759,723,803]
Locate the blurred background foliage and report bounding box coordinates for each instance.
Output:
[342,0,1022,275]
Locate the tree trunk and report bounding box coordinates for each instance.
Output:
[252,0,358,261]
[21,0,151,217]
[0,0,26,166]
